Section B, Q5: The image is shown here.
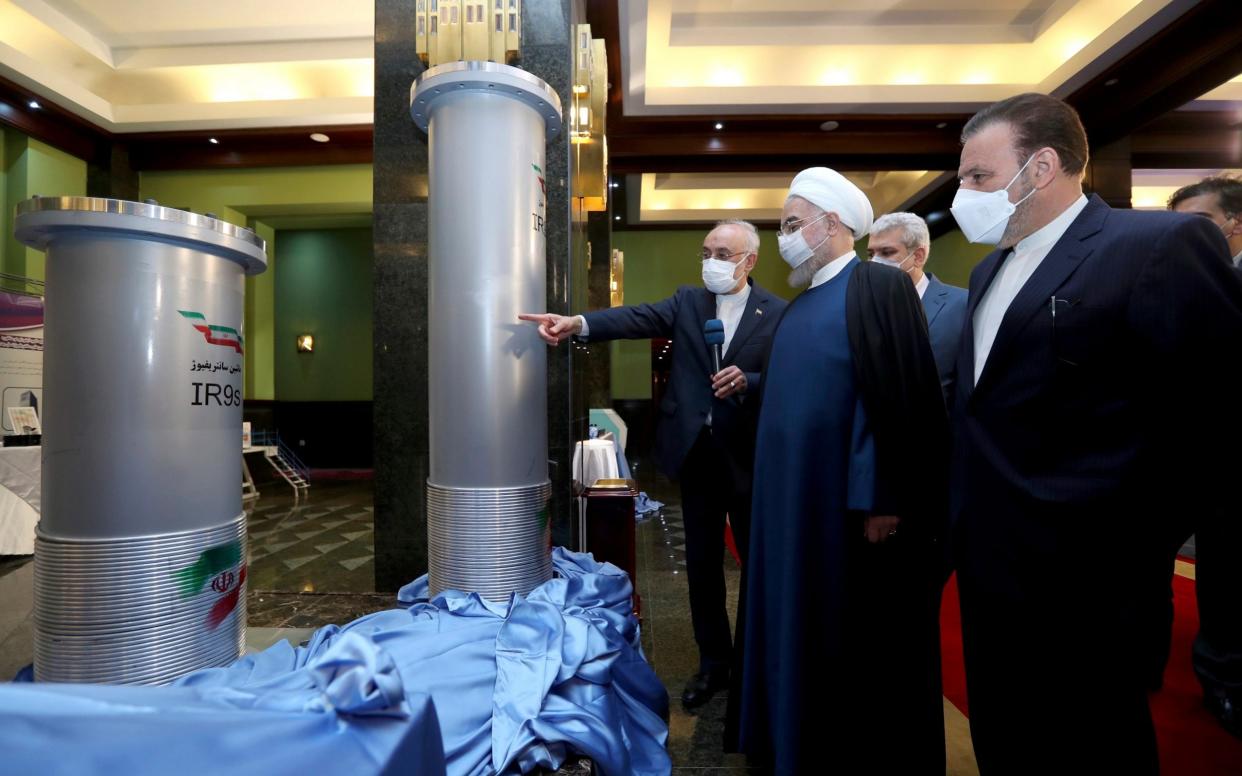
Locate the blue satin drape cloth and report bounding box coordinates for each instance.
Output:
[1,548,671,776]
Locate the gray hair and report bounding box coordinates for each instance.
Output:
[714,218,760,255]
[871,212,930,252]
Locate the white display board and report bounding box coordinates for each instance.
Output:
[0,291,43,435]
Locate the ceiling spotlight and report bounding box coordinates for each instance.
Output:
[208,137,219,144]
[714,122,724,130]
[819,120,840,132]
[936,122,948,129]
[310,133,330,143]
[28,100,41,110]
[609,181,619,188]
[614,215,621,221]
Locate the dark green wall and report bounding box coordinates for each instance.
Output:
[275,228,374,401]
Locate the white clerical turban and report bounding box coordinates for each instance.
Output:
[786,167,874,238]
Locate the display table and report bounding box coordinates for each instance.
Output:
[0,445,39,555]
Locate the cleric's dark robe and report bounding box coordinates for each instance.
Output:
[727,258,949,774]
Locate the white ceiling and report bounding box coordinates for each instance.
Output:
[621,0,1194,116]
[0,0,373,131]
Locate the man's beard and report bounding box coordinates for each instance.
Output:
[998,174,1037,249]
[787,250,832,288]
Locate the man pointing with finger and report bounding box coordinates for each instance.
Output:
[520,219,785,710]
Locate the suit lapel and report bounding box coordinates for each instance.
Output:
[723,283,767,363]
[694,286,716,365]
[922,276,948,328]
[973,195,1107,395]
[959,248,1006,403]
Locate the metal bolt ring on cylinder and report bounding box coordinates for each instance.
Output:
[411,62,562,601]
[15,196,266,685]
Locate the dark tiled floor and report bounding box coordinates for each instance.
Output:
[246,479,376,594]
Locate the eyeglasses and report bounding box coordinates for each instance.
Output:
[778,213,827,236]
[699,249,748,262]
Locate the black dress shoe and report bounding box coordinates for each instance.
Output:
[1205,690,1242,741]
[681,669,729,709]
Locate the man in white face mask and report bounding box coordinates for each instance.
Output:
[730,168,949,773]
[520,220,785,710]
[948,93,1242,775]
[867,211,967,404]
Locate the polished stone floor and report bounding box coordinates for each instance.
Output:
[0,470,987,773]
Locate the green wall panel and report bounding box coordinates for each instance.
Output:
[274,228,374,401]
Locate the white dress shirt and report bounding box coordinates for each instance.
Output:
[915,273,930,299]
[716,280,751,356]
[1232,249,1241,269]
[972,194,1089,385]
[810,250,857,289]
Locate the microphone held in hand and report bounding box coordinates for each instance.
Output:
[703,318,725,375]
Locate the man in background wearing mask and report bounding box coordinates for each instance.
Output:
[867,211,967,404]
[519,219,785,710]
[948,93,1242,774]
[1171,176,1242,268]
[730,168,949,773]
[1169,175,1242,739]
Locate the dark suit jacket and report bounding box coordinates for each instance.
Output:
[582,279,786,480]
[921,274,968,405]
[951,194,1242,590]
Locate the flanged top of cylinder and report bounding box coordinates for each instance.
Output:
[14,196,268,274]
[410,60,563,139]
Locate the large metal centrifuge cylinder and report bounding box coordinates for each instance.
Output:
[14,196,267,685]
[411,61,563,601]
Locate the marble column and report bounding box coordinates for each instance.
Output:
[372,0,578,589]
[373,0,430,592]
[523,0,577,551]
[581,210,612,410]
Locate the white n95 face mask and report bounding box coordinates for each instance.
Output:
[950,154,1038,245]
[777,214,829,269]
[701,258,739,294]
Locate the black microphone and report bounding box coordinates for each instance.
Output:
[703,318,725,375]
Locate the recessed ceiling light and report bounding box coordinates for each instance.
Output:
[208,137,219,144]
[609,181,619,188]
[614,216,621,221]
[310,133,330,143]
[936,122,948,129]
[714,122,724,130]
[820,120,840,131]
[28,100,40,110]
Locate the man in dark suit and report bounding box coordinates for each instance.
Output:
[1168,176,1242,738]
[947,93,1242,774]
[520,219,786,708]
[866,211,968,404]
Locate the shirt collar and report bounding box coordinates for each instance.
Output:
[717,279,752,306]
[915,273,930,299]
[1013,194,1088,257]
[810,250,857,289]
